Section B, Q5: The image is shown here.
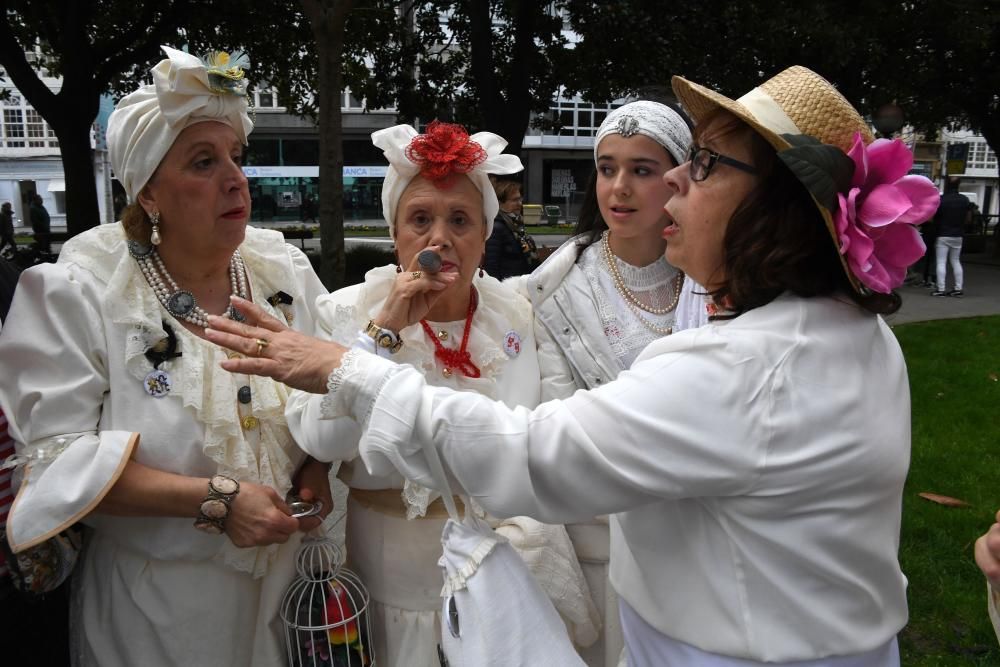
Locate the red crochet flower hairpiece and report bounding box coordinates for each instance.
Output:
[404,120,488,188]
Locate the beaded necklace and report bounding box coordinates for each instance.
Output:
[419,287,481,378]
[601,231,683,335]
[129,240,248,327]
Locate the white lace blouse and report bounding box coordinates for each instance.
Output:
[579,233,685,369]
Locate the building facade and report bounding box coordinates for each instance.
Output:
[0,50,113,232]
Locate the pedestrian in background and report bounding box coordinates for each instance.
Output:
[0,202,15,257]
[29,194,50,254]
[932,176,971,297]
[484,178,538,279]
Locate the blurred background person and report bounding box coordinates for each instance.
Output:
[484,177,539,279]
[931,176,971,297]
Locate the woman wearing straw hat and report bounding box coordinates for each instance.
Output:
[207,66,939,665]
[0,47,332,666]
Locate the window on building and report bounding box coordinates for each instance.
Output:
[4,108,24,147]
[26,109,45,147]
[968,142,998,170]
[258,90,275,108]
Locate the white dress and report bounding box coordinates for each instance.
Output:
[286,265,600,666]
[0,224,328,667]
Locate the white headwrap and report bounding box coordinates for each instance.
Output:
[593,101,691,167]
[371,123,523,239]
[108,46,254,201]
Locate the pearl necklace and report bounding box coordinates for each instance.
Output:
[129,241,248,327]
[602,231,683,335]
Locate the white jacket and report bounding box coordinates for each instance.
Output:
[329,293,911,663]
[518,234,707,400]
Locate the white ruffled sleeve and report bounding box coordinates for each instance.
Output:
[0,264,137,553]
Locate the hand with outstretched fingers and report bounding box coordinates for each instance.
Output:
[204,295,345,394]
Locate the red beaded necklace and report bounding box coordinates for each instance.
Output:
[419,287,481,378]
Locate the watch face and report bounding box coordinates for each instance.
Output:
[211,476,239,495]
[377,333,393,348]
[201,498,229,519]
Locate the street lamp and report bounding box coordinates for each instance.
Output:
[873,103,904,139]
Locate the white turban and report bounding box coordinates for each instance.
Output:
[594,101,691,168]
[108,46,254,201]
[371,123,524,239]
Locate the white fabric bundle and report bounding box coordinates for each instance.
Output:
[107,45,254,201]
[594,100,691,167]
[371,124,524,238]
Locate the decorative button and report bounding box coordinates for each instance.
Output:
[563,327,571,334]
[536,284,544,292]
[240,415,259,430]
[438,330,449,341]
[238,386,251,404]
[442,367,453,378]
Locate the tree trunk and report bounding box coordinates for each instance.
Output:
[301,0,355,290]
[465,0,535,157]
[52,120,100,234]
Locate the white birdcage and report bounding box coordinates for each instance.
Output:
[280,533,376,667]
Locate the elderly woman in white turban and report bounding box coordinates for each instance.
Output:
[282,120,600,666]
[0,46,331,666]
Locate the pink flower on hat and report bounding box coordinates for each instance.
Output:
[833,133,940,293]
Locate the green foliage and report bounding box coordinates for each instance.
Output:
[893,316,1000,664]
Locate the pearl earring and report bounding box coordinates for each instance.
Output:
[150,211,162,246]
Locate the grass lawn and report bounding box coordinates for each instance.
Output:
[893,315,1000,664]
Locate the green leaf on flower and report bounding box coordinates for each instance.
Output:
[777,134,855,212]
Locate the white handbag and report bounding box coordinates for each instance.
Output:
[420,436,586,667]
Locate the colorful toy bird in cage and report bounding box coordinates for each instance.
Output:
[280,532,375,666]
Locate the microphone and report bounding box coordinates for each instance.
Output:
[417,249,442,273]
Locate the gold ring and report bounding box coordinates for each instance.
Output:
[411,271,422,280]
[255,338,269,357]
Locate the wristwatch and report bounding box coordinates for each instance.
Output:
[364,319,403,354]
[194,475,240,534]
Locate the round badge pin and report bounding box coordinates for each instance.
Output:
[143,369,172,398]
[502,330,522,357]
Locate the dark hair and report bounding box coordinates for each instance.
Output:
[573,99,690,260]
[699,110,900,318]
[121,202,152,242]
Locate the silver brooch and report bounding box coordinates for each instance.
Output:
[616,115,640,137]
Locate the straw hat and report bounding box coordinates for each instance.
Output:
[672,66,875,292]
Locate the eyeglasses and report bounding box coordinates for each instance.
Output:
[687,145,758,182]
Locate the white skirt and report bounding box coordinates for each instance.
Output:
[345,496,448,667]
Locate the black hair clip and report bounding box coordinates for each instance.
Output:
[144,321,182,370]
[267,291,293,307]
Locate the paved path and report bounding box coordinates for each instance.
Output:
[885,261,1000,325]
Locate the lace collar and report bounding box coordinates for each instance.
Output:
[59,223,309,577]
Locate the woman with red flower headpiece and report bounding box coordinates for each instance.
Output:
[208,67,942,666]
[273,121,599,665]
